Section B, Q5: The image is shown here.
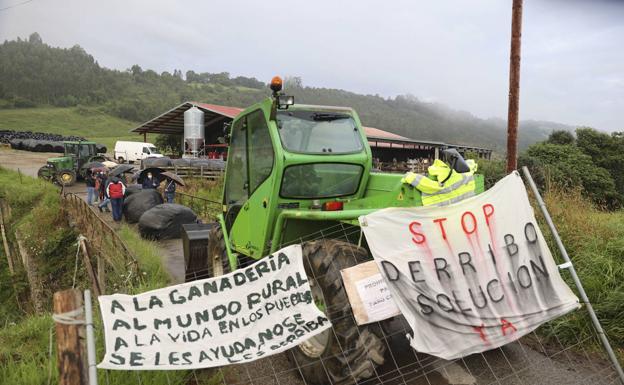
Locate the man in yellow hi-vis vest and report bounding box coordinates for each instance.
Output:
[402,150,478,206]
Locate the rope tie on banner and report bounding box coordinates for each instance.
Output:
[52,307,85,325]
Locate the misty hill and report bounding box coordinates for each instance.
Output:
[0,33,574,152]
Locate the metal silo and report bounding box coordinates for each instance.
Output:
[183,106,205,157]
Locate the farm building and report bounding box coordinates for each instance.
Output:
[131,102,492,165]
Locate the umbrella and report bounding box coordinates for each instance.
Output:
[102,160,118,169]
[109,164,135,177]
[160,171,185,186]
[83,161,106,170]
[137,167,165,184]
[90,167,107,174]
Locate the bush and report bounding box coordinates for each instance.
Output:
[547,130,575,145]
[476,158,506,189]
[522,143,621,209]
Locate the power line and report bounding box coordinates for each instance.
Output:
[0,0,36,12]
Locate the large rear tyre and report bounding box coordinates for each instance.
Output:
[290,240,386,385]
[56,169,76,186]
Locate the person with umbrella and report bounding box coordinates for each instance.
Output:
[142,171,159,190]
[85,169,97,205]
[164,177,176,203]
[97,170,110,212]
[161,171,184,203]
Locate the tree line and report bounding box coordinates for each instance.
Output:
[0,33,587,151]
[479,128,624,210]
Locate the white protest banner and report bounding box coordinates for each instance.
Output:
[360,172,579,360]
[97,245,331,370]
[341,261,400,325]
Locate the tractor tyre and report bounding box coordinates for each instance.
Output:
[37,166,51,180]
[56,169,76,186]
[289,240,386,385]
[206,224,230,277]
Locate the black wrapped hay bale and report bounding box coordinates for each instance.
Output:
[143,157,172,168]
[189,158,226,170]
[9,139,23,150]
[122,189,163,223]
[124,184,142,197]
[51,141,65,153]
[172,158,191,167]
[138,204,197,240]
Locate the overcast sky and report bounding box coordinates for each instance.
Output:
[1,0,622,131]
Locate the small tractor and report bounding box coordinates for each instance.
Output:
[37,141,106,186]
[200,77,484,384]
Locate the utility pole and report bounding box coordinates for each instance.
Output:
[506,0,523,172]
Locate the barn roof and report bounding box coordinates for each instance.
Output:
[130,101,490,153]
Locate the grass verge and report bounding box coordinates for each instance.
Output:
[538,187,624,357]
[0,168,218,384]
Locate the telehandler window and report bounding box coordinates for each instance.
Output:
[280,163,362,198]
[224,118,248,207]
[276,110,363,154]
[247,110,274,193]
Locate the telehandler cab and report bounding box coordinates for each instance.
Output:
[201,76,484,384]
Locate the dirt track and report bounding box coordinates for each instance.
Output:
[0,146,618,385]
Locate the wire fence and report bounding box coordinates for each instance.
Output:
[75,181,623,385]
[175,191,221,222]
[180,220,623,385]
[62,192,139,294]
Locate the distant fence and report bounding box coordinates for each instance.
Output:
[174,191,221,221]
[62,192,139,293]
[159,165,223,181]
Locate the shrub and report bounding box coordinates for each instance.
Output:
[522,143,621,209]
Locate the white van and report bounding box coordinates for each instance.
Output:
[114,141,163,163]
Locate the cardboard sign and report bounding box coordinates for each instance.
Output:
[341,261,400,325]
[360,172,579,360]
[97,245,331,370]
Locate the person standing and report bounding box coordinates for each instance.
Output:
[142,172,159,189]
[85,171,96,205]
[97,172,110,212]
[164,177,176,203]
[106,177,126,222]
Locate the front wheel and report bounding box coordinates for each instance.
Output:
[117,157,124,164]
[37,166,52,180]
[290,240,386,385]
[56,169,76,186]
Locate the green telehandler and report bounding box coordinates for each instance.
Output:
[201,77,484,384]
[37,141,106,186]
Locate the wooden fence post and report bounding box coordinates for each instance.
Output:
[78,237,102,297]
[97,252,106,295]
[15,229,45,314]
[54,288,88,385]
[0,202,14,275]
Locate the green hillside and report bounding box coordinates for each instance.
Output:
[0,34,577,152]
[0,106,140,150]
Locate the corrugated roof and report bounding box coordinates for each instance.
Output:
[363,126,410,141]
[193,102,243,119]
